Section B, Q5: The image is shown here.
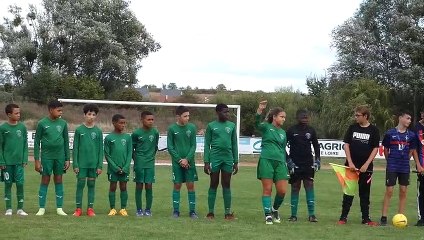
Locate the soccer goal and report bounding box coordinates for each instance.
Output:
[58,98,241,162]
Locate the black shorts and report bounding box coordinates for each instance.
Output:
[289,167,315,184]
[386,171,410,186]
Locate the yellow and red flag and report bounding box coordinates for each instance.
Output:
[329,163,359,196]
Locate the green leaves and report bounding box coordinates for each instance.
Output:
[330,0,424,120]
[0,0,160,102]
[320,79,392,138]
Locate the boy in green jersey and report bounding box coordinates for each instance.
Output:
[104,114,132,216]
[0,104,28,216]
[204,103,238,220]
[167,106,198,219]
[132,111,159,217]
[34,100,70,216]
[72,104,103,217]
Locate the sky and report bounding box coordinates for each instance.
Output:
[1,0,363,92]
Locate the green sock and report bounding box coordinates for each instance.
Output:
[109,191,116,209]
[145,188,153,210]
[262,195,272,215]
[208,188,217,213]
[223,188,231,214]
[120,191,128,209]
[188,191,196,212]
[55,183,64,208]
[76,179,86,208]
[305,188,315,216]
[16,182,24,209]
[173,190,180,211]
[87,180,95,208]
[136,188,143,210]
[5,182,12,209]
[38,184,48,208]
[291,191,299,216]
[273,193,285,210]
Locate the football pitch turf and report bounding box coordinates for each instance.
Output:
[0,162,423,240]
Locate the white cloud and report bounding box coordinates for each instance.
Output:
[0,0,363,92]
[132,0,363,92]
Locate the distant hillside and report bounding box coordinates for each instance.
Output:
[0,101,215,133]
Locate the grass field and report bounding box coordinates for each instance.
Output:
[0,161,423,240]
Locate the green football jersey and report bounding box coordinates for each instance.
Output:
[0,122,28,165]
[204,120,238,163]
[167,123,197,164]
[104,132,132,174]
[255,114,287,162]
[132,127,159,169]
[72,124,104,169]
[34,117,70,161]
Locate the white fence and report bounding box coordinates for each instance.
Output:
[27,131,387,159]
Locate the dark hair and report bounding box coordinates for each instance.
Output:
[296,109,308,119]
[5,103,19,115]
[83,103,99,114]
[215,103,228,112]
[266,107,285,123]
[112,114,125,123]
[176,106,189,116]
[47,100,63,110]
[141,111,154,119]
[398,110,412,117]
[355,105,370,120]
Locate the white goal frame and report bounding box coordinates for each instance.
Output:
[58,98,241,158]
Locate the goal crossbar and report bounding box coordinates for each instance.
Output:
[58,98,242,157]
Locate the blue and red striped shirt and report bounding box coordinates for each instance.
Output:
[382,128,417,173]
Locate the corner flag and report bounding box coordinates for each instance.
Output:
[329,163,359,196]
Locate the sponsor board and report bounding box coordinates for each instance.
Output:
[27,131,386,158]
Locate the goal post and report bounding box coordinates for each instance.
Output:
[58,98,242,159]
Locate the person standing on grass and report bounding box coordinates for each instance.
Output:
[204,103,238,220]
[72,104,103,217]
[167,106,198,219]
[0,103,28,216]
[34,100,70,216]
[104,114,132,216]
[380,110,423,226]
[337,105,380,226]
[255,100,289,225]
[132,111,159,217]
[414,110,424,226]
[286,109,320,222]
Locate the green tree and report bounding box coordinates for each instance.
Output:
[57,76,104,100]
[216,84,227,91]
[0,0,160,95]
[330,0,424,117]
[111,88,143,102]
[167,82,177,90]
[320,79,393,139]
[20,66,61,103]
[0,5,37,87]
[233,92,265,136]
[305,75,328,113]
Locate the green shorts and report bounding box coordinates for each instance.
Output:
[257,158,289,182]
[41,159,66,176]
[77,168,98,179]
[172,163,198,184]
[1,165,24,184]
[108,172,129,182]
[133,168,155,183]
[210,160,234,173]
